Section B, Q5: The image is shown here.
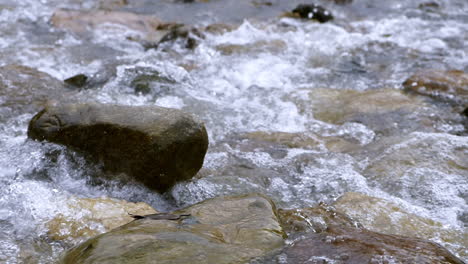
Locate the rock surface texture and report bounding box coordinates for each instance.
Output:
[278,225,464,264]
[61,194,285,264]
[403,70,468,105]
[28,103,209,192]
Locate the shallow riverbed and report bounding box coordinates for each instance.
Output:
[0,0,467,263]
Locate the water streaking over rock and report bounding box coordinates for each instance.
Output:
[0,0,467,263]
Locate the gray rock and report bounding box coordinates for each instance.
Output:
[28,103,209,192]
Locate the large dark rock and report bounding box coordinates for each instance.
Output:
[274,225,464,264]
[61,194,285,264]
[28,103,208,192]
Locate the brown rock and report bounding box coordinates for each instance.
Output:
[403,70,468,105]
[28,103,209,192]
[61,194,285,264]
[334,192,468,259]
[279,225,464,264]
[51,9,175,43]
[277,203,360,236]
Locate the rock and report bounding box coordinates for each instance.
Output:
[214,39,287,56]
[27,103,209,192]
[241,131,359,153]
[298,88,463,136]
[292,4,333,23]
[277,203,360,236]
[154,25,205,50]
[64,74,88,89]
[333,192,468,259]
[275,225,464,264]
[47,197,157,243]
[128,67,176,95]
[51,9,176,44]
[402,70,468,105]
[204,23,237,35]
[61,194,285,264]
[0,65,68,119]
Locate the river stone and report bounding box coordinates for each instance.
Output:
[277,203,360,236]
[276,225,464,264]
[242,131,359,153]
[333,192,468,259]
[403,70,468,105]
[61,194,285,264]
[300,88,462,136]
[51,9,176,44]
[0,65,69,120]
[27,103,209,192]
[47,197,157,243]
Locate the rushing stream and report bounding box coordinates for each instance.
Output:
[0,0,467,263]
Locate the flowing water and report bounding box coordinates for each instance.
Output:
[0,0,467,263]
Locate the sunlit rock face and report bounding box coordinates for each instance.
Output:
[61,194,285,264]
[28,103,209,192]
[333,192,468,259]
[47,196,157,243]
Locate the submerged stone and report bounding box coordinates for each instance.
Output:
[47,197,157,243]
[61,194,285,264]
[277,225,464,264]
[51,9,176,44]
[277,203,360,236]
[403,69,468,105]
[333,192,468,259]
[27,103,209,192]
[299,88,464,136]
[0,65,69,119]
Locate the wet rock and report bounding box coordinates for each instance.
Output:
[277,203,360,236]
[51,9,175,43]
[299,88,463,136]
[403,70,468,105]
[204,23,237,35]
[292,4,333,23]
[276,225,464,264]
[242,131,359,153]
[128,67,176,95]
[361,132,467,228]
[333,192,467,259]
[215,39,287,56]
[27,103,209,192]
[47,197,157,243]
[0,65,69,120]
[64,74,88,89]
[155,25,205,50]
[61,194,285,264]
[418,2,440,9]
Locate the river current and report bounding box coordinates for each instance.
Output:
[0,0,467,263]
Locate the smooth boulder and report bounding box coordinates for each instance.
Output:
[61,194,285,264]
[28,103,208,192]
